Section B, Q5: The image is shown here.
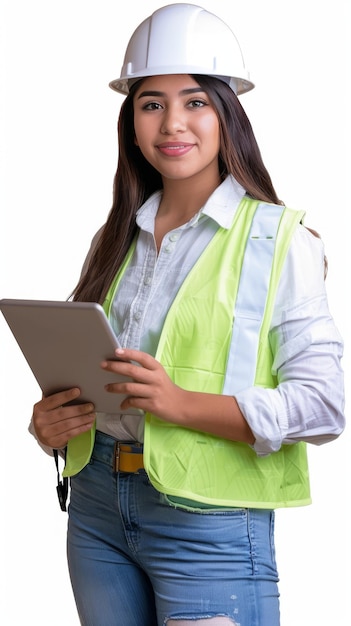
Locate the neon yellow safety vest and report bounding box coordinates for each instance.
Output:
[64,196,311,509]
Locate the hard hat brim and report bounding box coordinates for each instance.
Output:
[109,72,255,96]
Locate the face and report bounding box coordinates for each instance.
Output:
[133,74,221,186]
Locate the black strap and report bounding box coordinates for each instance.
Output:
[53,448,69,512]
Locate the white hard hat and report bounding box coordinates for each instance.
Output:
[109,3,254,96]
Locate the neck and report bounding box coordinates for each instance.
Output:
[159,173,222,220]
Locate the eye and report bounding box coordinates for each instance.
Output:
[142,101,163,111]
[187,99,208,109]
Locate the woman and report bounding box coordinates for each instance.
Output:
[30,4,345,626]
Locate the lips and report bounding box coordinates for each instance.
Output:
[157,142,194,157]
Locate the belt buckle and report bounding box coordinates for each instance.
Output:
[113,441,143,474]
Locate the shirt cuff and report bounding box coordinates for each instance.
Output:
[235,387,288,456]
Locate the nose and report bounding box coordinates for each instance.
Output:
[160,104,186,135]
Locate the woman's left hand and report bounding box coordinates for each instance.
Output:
[101,348,186,422]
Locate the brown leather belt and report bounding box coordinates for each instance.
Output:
[113,442,144,473]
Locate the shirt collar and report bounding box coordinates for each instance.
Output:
[136,175,246,232]
[200,175,246,228]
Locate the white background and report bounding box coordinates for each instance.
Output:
[0,1,349,624]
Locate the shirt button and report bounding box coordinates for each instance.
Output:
[169,233,180,242]
[133,311,142,322]
[164,245,173,253]
[144,276,152,286]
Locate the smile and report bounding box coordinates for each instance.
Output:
[157,143,194,157]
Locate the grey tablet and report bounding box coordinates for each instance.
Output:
[0,298,141,414]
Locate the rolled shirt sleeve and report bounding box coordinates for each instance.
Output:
[235,224,345,456]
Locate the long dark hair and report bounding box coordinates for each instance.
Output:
[72,75,282,303]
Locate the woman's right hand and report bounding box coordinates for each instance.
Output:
[32,388,96,449]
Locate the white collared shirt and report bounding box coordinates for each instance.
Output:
[93,175,345,455]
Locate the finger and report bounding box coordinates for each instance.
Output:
[41,415,96,449]
[114,348,159,369]
[49,402,96,423]
[51,413,95,437]
[37,387,82,411]
[104,379,151,397]
[101,359,154,384]
[33,396,95,430]
[101,348,160,380]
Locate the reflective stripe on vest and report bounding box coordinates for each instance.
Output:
[223,201,284,394]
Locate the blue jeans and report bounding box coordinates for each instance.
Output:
[67,431,280,626]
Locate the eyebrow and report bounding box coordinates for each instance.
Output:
[137,87,206,99]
